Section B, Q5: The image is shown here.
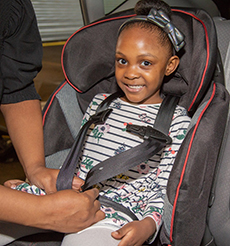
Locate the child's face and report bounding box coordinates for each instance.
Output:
[115,26,179,104]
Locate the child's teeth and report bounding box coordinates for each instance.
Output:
[128,85,143,88]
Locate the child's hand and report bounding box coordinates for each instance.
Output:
[111,217,156,246]
[4,179,25,189]
[72,176,85,192]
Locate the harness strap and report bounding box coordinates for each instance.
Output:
[93,95,179,221]
[96,90,124,112]
[154,94,180,134]
[82,94,179,190]
[56,94,179,220]
[98,196,139,221]
[82,133,166,190]
[56,92,123,191]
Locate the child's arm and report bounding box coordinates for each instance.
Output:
[111,217,156,246]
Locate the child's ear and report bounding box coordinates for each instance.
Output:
[165,55,180,76]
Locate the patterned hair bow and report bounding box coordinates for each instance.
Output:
[119,8,185,52]
[147,8,185,52]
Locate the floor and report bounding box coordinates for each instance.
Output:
[0,45,65,185]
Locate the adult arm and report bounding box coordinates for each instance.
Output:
[0,185,104,232]
[0,100,60,193]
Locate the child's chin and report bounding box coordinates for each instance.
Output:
[125,98,146,105]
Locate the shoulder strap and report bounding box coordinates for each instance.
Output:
[96,90,124,112]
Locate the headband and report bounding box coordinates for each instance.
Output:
[118,8,185,52]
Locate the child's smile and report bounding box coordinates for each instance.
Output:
[115,25,179,104]
[125,84,145,92]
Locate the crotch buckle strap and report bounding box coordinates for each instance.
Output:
[126,124,172,144]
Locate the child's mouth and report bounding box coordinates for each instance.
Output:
[125,84,144,92]
[127,85,144,89]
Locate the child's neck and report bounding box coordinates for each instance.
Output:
[120,96,163,105]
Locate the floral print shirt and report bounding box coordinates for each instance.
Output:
[77,93,191,240]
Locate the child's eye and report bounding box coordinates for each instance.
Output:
[117,58,127,65]
[141,60,151,66]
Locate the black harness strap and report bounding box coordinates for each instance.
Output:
[56,93,179,221]
[98,195,139,221]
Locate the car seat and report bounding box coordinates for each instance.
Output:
[40,6,229,246]
[199,16,230,246]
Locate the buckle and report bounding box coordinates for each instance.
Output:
[126,124,172,144]
[89,109,113,125]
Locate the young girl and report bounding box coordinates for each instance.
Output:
[60,0,190,245]
[6,0,191,245]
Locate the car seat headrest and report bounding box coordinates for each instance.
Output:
[62,8,218,115]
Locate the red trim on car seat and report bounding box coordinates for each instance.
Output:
[42,81,68,126]
[169,83,216,243]
[61,14,136,92]
[172,9,210,112]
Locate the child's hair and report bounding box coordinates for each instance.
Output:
[134,0,172,16]
[119,0,174,56]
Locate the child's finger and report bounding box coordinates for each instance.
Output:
[72,176,84,191]
[111,230,123,240]
[111,225,129,240]
[4,179,25,188]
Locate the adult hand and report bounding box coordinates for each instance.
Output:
[39,188,105,233]
[0,185,104,233]
[26,165,59,194]
[26,166,85,194]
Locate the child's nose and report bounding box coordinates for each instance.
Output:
[124,66,140,80]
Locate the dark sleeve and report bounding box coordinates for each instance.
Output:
[1,0,42,104]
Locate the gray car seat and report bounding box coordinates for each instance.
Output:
[213,17,230,80]
[201,17,230,246]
